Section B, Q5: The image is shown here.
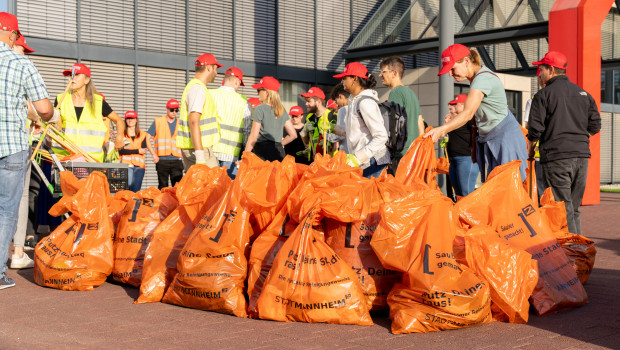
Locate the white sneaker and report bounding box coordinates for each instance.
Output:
[10,254,34,269]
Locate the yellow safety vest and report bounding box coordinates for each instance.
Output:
[153,116,182,158]
[306,109,336,160]
[176,79,220,149]
[53,92,106,162]
[210,88,247,158]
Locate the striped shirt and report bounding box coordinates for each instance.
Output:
[0,42,49,158]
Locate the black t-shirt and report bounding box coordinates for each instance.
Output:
[284,126,310,165]
[119,135,147,155]
[446,119,474,157]
[54,96,113,122]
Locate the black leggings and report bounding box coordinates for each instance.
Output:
[252,141,286,162]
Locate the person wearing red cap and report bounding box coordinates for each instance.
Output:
[0,12,55,289]
[300,86,337,161]
[51,62,125,162]
[528,51,601,236]
[427,43,528,182]
[443,94,478,197]
[333,62,390,178]
[379,56,424,159]
[177,53,222,171]
[210,67,252,178]
[326,99,338,110]
[119,111,147,191]
[247,97,261,109]
[245,77,297,161]
[284,106,310,165]
[145,99,184,189]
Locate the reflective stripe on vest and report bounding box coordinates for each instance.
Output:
[210,88,247,158]
[153,116,182,157]
[120,130,147,169]
[52,92,106,162]
[176,79,220,149]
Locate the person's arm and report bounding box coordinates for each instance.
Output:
[24,64,53,121]
[282,119,297,146]
[424,89,483,142]
[587,94,601,137]
[189,111,204,151]
[106,111,125,150]
[244,121,261,153]
[119,148,141,155]
[145,133,159,163]
[27,100,39,122]
[417,115,425,135]
[31,98,53,121]
[242,103,252,145]
[356,99,389,164]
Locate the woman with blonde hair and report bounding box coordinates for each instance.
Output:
[425,44,527,181]
[244,76,297,161]
[52,63,124,162]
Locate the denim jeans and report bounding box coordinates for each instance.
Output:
[128,166,146,192]
[219,160,238,180]
[0,150,29,274]
[542,158,589,235]
[362,158,387,179]
[449,156,479,197]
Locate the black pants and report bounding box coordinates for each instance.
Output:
[155,159,184,189]
[542,158,588,235]
[252,141,286,162]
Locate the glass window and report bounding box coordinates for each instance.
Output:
[455,85,522,123]
[602,71,608,104]
[614,70,620,104]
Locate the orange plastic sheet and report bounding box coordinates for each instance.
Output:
[112,187,178,287]
[136,165,231,304]
[395,133,439,189]
[455,161,588,316]
[436,156,450,175]
[523,160,539,207]
[462,226,539,323]
[108,190,134,230]
[539,188,569,233]
[162,154,297,317]
[34,171,114,291]
[256,208,373,325]
[371,188,492,334]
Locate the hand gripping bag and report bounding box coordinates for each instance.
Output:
[162,154,293,317]
[454,161,588,316]
[136,165,231,303]
[256,208,373,325]
[395,132,439,189]
[34,171,114,291]
[371,189,492,334]
[113,187,179,287]
[462,226,538,323]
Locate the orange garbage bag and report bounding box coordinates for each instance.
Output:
[256,208,373,325]
[371,188,492,333]
[523,160,538,207]
[436,156,450,175]
[462,226,539,323]
[112,187,178,287]
[162,154,293,317]
[136,165,231,304]
[34,171,114,291]
[455,161,588,316]
[108,190,134,231]
[539,188,569,233]
[395,132,439,189]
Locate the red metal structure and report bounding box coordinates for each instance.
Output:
[548,0,615,205]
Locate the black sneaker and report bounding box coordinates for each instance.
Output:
[24,236,37,251]
[0,273,15,290]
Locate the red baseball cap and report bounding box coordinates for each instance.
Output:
[252,76,280,92]
[449,94,467,105]
[124,111,138,119]
[15,35,34,53]
[333,62,369,80]
[63,63,91,77]
[301,87,325,99]
[532,51,568,70]
[289,106,304,116]
[195,53,224,68]
[225,67,245,86]
[167,99,180,109]
[247,97,261,108]
[0,12,21,37]
[438,44,471,76]
[326,99,337,109]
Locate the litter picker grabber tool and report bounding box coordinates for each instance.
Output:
[30,158,70,220]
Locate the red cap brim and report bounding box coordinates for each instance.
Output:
[22,44,34,53]
[251,83,263,89]
[438,61,454,76]
[333,72,348,79]
[300,92,312,97]
[62,70,72,76]
[532,60,543,66]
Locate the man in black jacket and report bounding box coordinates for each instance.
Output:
[528,51,601,235]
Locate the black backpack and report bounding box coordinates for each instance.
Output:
[357,96,408,154]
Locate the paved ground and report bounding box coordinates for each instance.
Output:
[2,193,619,350]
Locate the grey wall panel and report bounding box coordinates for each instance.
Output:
[16,0,77,42]
[80,0,135,48]
[278,1,314,69]
[137,0,186,54]
[188,0,233,59]
[236,0,276,64]
[317,0,350,72]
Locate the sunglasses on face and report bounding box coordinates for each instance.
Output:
[168,108,179,112]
